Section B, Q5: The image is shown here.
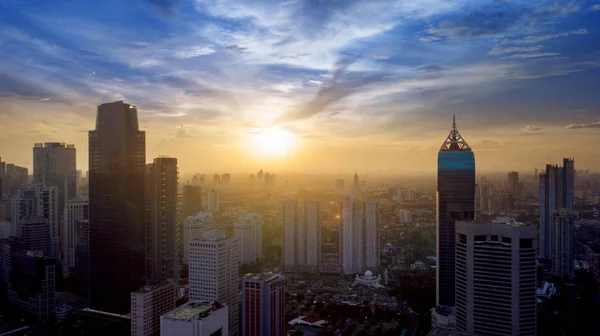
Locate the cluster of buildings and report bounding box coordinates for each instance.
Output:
[431,117,576,336]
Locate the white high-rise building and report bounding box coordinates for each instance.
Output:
[397,209,412,224]
[182,212,215,264]
[340,200,380,275]
[282,200,298,271]
[204,190,219,212]
[282,200,321,273]
[11,184,59,258]
[304,200,321,273]
[189,229,239,335]
[363,200,380,269]
[234,213,262,264]
[456,219,537,336]
[160,301,229,336]
[340,200,359,275]
[131,281,176,336]
[63,197,89,277]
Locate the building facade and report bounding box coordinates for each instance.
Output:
[282,200,321,273]
[539,159,574,261]
[552,209,574,278]
[508,171,519,203]
[182,212,215,264]
[241,273,285,336]
[204,190,219,212]
[89,100,146,314]
[131,281,176,336]
[189,229,239,335]
[63,197,89,276]
[455,219,537,336]
[146,157,178,281]
[234,213,263,264]
[11,184,58,257]
[436,116,475,306]
[20,216,50,256]
[340,200,380,275]
[282,200,299,271]
[363,199,380,270]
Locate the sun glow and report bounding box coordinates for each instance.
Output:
[248,127,298,157]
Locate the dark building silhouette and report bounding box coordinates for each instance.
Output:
[74,219,90,299]
[20,216,50,257]
[353,172,360,192]
[436,116,475,307]
[508,171,519,203]
[88,101,146,314]
[145,156,178,281]
[33,142,77,215]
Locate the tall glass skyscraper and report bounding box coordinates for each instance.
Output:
[437,116,475,307]
[89,101,146,314]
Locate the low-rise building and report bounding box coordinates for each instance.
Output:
[160,301,228,336]
[131,281,176,336]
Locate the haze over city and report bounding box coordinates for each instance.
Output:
[1,0,600,173]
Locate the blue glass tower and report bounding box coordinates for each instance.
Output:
[437,116,475,307]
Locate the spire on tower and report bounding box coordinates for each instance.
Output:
[440,116,471,152]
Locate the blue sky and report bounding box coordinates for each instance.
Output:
[1,0,599,173]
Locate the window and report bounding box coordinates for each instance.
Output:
[475,235,486,242]
[520,239,533,249]
[502,237,511,243]
[459,234,467,244]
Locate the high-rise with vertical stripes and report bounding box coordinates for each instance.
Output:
[282,199,321,273]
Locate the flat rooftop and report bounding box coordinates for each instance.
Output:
[163,301,225,322]
[428,328,479,336]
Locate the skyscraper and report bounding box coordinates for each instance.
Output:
[353,172,360,192]
[11,184,58,258]
[234,213,263,264]
[436,116,475,306]
[552,209,574,278]
[182,212,215,264]
[455,219,537,336]
[189,229,239,335]
[282,200,321,273]
[130,281,176,336]
[363,199,380,269]
[20,216,50,256]
[145,156,178,282]
[88,100,146,314]
[241,272,285,336]
[508,171,519,202]
[182,185,202,218]
[33,142,77,209]
[63,197,89,276]
[340,199,380,275]
[204,189,219,211]
[539,159,574,261]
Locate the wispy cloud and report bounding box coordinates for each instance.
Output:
[565,121,600,129]
[521,125,542,132]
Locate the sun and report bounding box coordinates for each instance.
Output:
[248,127,298,157]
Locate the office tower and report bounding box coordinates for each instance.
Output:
[552,209,574,278]
[131,281,176,336]
[20,216,50,257]
[189,229,239,335]
[221,173,231,185]
[192,174,199,185]
[89,100,146,314]
[74,219,90,299]
[11,184,58,257]
[508,171,519,202]
[363,199,380,269]
[436,116,475,306]
[1,237,25,283]
[182,212,215,264]
[257,169,264,182]
[234,213,263,264]
[340,200,360,275]
[33,142,77,210]
[2,163,29,196]
[304,200,321,273]
[353,172,360,192]
[183,185,202,218]
[0,220,10,239]
[455,219,537,336]
[213,174,221,185]
[539,158,574,261]
[146,157,178,282]
[282,200,299,272]
[241,272,285,336]
[160,301,229,336]
[63,197,89,276]
[204,190,219,211]
[7,251,56,321]
[334,179,345,192]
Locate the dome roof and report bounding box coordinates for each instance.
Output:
[365,270,373,277]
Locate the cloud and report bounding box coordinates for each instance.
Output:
[592,4,600,11]
[503,52,560,59]
[488,45,543,55]
[513,29,588,44]
[415,65,445,73]
[520,125,542,132]
[426,1,529,39]
[564,121,600,129]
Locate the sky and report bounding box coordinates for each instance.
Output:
[0,0,599,175]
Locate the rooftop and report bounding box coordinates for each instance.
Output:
[428,328,479,336]
[162,301,225,322]
[132,281,173,294]
[243,271,284,282]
